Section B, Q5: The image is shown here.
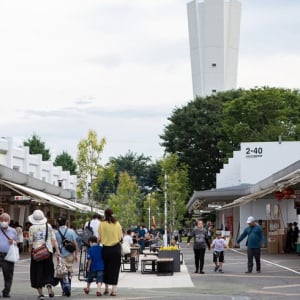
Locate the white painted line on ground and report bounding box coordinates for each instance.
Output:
[230,249,300,275]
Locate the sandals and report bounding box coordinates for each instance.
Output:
[83,287,89,294]
[46,285,54,298]
[110,292,117,296]
[103,289,109,295]
[96,291,102,296]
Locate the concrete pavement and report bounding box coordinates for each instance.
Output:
[7,244,300,299]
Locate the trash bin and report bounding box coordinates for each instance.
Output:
[268,240,278,254]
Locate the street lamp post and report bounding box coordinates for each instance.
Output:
[163,172,168,246]
[148,193,151,230]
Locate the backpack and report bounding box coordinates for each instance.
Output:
[81,221,94,246]
[58,228,76,253]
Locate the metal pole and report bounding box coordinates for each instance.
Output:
[163,172,168,246]
[148,193,151,230]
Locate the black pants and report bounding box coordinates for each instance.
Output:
[0,252,15,296]
[193,248,206,272]
[247,248,261,272]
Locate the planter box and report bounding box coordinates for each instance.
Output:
[158,250,180,272]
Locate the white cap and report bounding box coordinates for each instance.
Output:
[246,216,255,224]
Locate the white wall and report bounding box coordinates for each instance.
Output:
[217,141,300,188]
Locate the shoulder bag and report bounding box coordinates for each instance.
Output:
[58,228,76,253]
[32,223,51,261]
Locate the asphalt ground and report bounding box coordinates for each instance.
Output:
[4,244,300,300]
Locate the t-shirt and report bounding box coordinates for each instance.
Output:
[212,238,226,252]
[55,225,77,257]
[188,227,210,250]
[99,221,122,246]
[87,244,104,272]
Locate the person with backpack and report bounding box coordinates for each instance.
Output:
[55,215,78,297]
[84,214,102,243]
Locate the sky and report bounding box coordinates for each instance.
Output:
[1,0,300,163]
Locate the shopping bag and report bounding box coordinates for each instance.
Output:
[32,243,50,261]
[54,258,68,278]
[5,243,20,263]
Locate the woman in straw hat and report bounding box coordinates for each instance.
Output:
[28,210,60,300]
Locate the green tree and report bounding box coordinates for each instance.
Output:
[159,154,190,235]
[161,87,300,193]
[109,151,156,191]
[54,151,77,175]
[23,133,51,161]
[108,171,141,230]
[220,87,300,158]
[76,129,106,208]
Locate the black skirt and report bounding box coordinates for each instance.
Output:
[30,252,55,288]
[102,243,121,285]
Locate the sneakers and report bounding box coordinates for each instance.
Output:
[245,271,252,273]
[219,269,224,273]
[199,271,205,274]
[37,295,45,300]
[214,265,220,272]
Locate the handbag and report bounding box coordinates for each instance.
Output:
[32,223,51,261]
[121,242,131,256]
[1,228,19,263]
[54,257,68,278]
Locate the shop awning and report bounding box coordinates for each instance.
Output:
[220,170,300,209]
[0,179,75,210]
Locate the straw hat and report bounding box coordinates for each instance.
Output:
[28,209,47,225]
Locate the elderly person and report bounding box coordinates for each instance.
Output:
[236,216,264,273]
[98,208,122,297]
[28,210,60,300]
[0,212,18,298]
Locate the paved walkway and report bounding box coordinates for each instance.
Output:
[10,245,300,299]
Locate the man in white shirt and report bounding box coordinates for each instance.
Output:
[84,214,102,241]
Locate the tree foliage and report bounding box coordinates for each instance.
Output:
[160,87,300,192]
[76,130,106,205]
[54,151,77,175]
[159,154,190,233]
[108,171,141,229]
[219,87,300,158]
[23,133,51,161]
[108,151,156,191]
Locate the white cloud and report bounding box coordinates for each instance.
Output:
[0,0,299,163]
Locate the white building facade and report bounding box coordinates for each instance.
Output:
[0,137,76,194]
[216,141,300,251]
[187,0,241,98]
